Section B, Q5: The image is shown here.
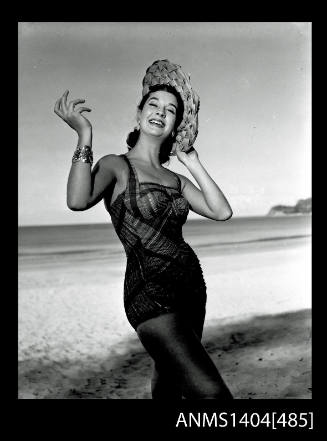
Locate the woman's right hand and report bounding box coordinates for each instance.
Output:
[54,90,92,135]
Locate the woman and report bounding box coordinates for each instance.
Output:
[54,60,233,399]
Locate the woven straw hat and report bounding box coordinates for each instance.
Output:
[142,59,200,154]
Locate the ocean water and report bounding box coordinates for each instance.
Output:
[18,215,311,268]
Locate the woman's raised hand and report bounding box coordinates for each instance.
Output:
[54,90,92,134]
[175,145,199,166]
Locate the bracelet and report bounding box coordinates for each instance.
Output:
[72,145,93,165]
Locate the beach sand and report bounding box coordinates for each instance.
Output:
[18,223,311,399]
[19,309,311,399]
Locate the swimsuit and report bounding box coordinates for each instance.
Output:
[105,154,207,331]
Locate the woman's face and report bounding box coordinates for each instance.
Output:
[138,90,178,140]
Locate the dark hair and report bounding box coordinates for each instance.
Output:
[126,84,184,164]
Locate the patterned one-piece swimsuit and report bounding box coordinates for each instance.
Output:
[105,154,207,332]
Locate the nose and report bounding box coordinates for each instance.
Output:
[156,107,166,118]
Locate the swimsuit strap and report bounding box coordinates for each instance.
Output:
[122,153,181,192]
[120,154,143,218]
[171,171,182,193]
[120,154,140,189]
[120,153,133,175]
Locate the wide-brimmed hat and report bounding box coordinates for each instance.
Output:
[142,59,200,154]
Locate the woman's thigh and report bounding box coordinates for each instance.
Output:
[150,312,204,399]
[137,312,232,399]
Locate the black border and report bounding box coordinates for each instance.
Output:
[15,13,316,436]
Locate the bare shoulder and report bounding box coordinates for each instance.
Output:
[97,154,127,176]
[175,172,192,192]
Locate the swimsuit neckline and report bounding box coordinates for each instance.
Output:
[139,181,179,191]
[122,154,180,191]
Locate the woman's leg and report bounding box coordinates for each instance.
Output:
[151,362,183,399]
[150,304,205,400]
[137,312,233,400]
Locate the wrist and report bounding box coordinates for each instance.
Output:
[77,129,92,148]
[184,157,201,172]
[72,145,93,165]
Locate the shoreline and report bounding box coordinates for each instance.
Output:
[18,213,312,229]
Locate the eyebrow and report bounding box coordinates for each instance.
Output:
[148,97,177,110]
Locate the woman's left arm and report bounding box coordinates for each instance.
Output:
[176,146,233,221]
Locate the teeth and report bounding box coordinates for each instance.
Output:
[149,120,164,127]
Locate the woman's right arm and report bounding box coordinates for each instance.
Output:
[67,149,119,211]
[54,90,118,211]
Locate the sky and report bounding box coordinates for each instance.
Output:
[18,22,311,226]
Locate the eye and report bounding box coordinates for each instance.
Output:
[149,102,157,107]
[168,109,176,114]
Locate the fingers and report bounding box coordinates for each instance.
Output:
[68,98,86,113]
[54,90,91,120]
[60,90,69,113]
[77,107,92,114]
[54,98,62,117]
[54,96,67,119]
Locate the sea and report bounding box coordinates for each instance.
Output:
[18,215,312,269]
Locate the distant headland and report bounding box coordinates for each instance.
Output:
[267,198,312,216]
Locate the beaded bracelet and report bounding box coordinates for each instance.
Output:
[72,145,93,165]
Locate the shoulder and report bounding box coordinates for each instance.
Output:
[98,154,124,167]
[97,154,127,175]
[175,172,192,192]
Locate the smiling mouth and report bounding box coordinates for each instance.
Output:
[149,119,165,128]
